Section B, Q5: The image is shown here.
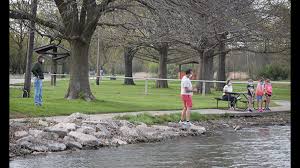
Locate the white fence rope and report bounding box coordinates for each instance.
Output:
[48,73,291,84]
[47,74,290,96]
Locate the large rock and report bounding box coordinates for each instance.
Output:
[111,138,127,145]
[45,123,76,137]
[28,129,44,138]
[135,125,161,141]
[93,124,113,138]
[38,120,49,127]
[19,148,32,155]
[116,120,135,128]
[93,131,111,139]
[68,131,99,147]
[189,125,206,133]
[39,132,59,141]
[119,126,139,138]
[63,113,89,123]
[14,131,28,139]
[98,119,119,129]
[151,125,177,132]
[19,141,48,152]
[47,142,66,151]
[82,120,100,125]
[16,135,35,144]
[10,121,27,127]
[63,136,82,149]
[151,125,179,138]
[76,126,96,135]
[167,122,186,128]
[28,145,49,152]
[66,141,82,149]
[53,123,77,131]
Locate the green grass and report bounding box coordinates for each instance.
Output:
[9,79,290,118]
[114,112,225,125]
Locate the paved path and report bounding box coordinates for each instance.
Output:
[10,100,290,123]
[9,72,152,85]
[9,75,52,85]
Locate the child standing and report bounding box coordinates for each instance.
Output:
[264,79,273,111]
[246,79,255,112]
[256,78,265,112]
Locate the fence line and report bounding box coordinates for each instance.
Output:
[10,73,290,96]
[48,74,291,84]
[47,74,290,96]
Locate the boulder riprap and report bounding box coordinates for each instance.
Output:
[9,112,206,159]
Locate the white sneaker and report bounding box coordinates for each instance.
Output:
[179,120,184,125]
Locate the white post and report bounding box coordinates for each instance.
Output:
[145,78,148,95]
[202,81,206,96]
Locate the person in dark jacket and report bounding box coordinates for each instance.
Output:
[31,55,45,106]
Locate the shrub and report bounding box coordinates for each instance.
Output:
[148,63,158,74]
[257,64,289,80]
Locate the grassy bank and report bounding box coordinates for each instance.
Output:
[9,79,290,118]
[114,112,227,125]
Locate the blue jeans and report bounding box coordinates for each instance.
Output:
[34,78,43,105]
[256,95,263,101]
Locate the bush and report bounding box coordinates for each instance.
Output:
[148,63,158,74]
[167,64,178,79]
[258,64,289,80]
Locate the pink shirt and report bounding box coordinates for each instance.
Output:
[265,83,272,94]
[256,82,264,96]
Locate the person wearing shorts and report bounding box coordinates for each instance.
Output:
[256,78,265,112]
[179,69,194,127]
[264,79,272,111]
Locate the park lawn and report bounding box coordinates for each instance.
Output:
[9,79,290,118]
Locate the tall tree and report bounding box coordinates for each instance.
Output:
[10,0,151,100]
[216,32,228,91]
[124,46,138,85]
[23,0,37,98]
[9,19,28,74]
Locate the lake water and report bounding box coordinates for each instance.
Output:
[10,125,290,168]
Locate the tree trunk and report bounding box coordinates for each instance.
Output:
[201,52,210,94]
[23,0,37,98]
[217,38,226,91]
[51,46,57,86]
[156,43,168,88]
[23,49,27,74]
[17,44,23,74]
[196,50,204,93]
[65,39,95,101]
[124,46,135,85]
[195,50,213,94]
[61,61,66,78]
[205,50,214,94]
[96,31,100,85]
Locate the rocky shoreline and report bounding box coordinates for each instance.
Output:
[9,112,290,160]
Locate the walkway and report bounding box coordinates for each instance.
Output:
[10,100,290,123]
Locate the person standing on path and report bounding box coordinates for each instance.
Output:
[246,79,255,112]
[256,77,265,112]
[31,55,45,106]
[179,69,194,126]
[264,78,273,111]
